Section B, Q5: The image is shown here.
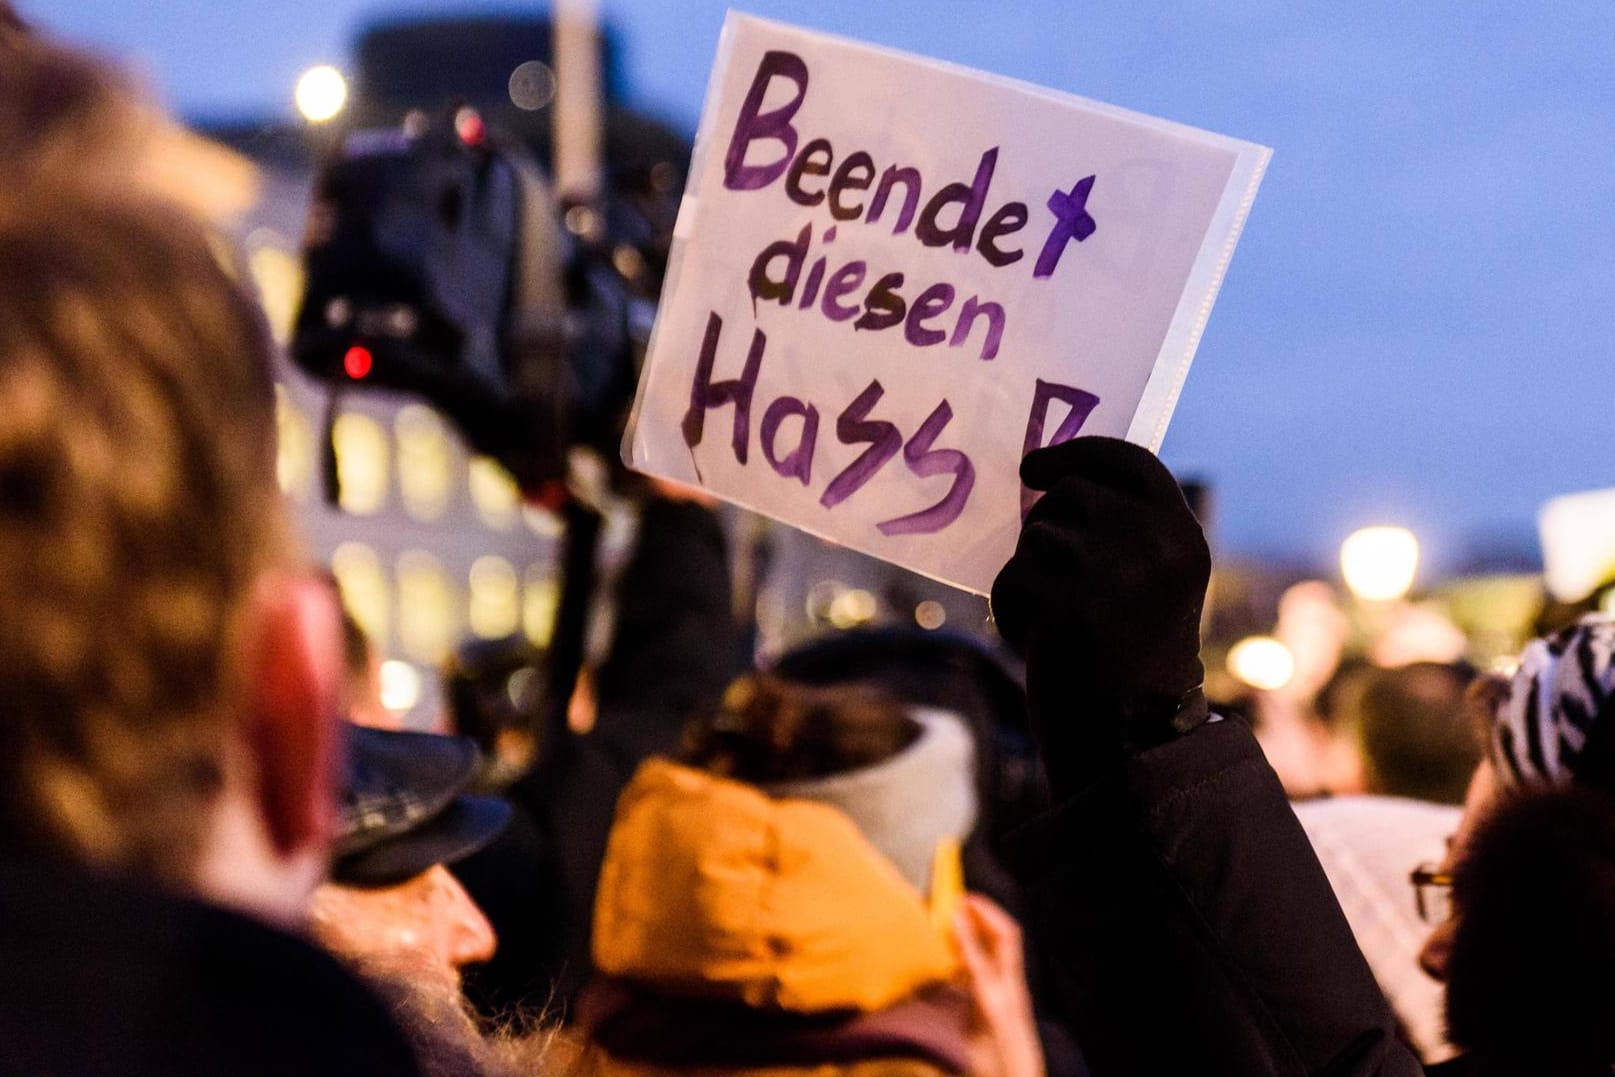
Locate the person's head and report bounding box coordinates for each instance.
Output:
[443,634,547,786]
[0,186,357,894]
[683,671,977,898]
[683,671,922,783]
[0,10,146,198]
[1318,660,1480,803]
[0,7,353,933]
[592,677,1035,1075]
[310,725,509,991]
[1441,784,1615,1075]
[312,867,497,994]
[767,624,1045,837]
[1419,614,1615,980]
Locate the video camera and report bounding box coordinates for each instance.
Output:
[290,106,648,494]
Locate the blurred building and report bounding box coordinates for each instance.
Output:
[179,13,1571,729]
[188,13,692,728]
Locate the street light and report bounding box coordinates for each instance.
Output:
[1227,635,1295,691]
[295,65,348,123]
[379,660,423,715]
[1340,525,1420,602]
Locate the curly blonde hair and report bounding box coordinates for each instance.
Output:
[0,185,292,881]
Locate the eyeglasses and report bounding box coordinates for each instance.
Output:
[1410,863,1454,924]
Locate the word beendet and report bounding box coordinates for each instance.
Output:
[723,50,1100,284]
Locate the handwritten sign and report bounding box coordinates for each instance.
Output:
[623,12,1270,594]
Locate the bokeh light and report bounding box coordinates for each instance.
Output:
[331,412,389,515]
[469,456,519,531]
[469,556,520,639]
[294,65,348,123]
[1340,526,1420,602]
[1227,635,1295,691]
[508,60,557,111]
[379,660,423,715]
[914,600,948,630]
[396,550,456,664]
[330,542,389,648]
[395,405,454,521]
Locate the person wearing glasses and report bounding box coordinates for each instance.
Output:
[1412,614,1615,978]
[1405,613,1615,1074]
[1422,778,1615,1077]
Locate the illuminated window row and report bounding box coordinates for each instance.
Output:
[275,389,563,536]
[802,579,950,632]
[329,544,560,666]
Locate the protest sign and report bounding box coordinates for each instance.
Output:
[623,12,1270,594]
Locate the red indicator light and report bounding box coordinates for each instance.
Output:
[455,108,486,146]
[343,345,373,379]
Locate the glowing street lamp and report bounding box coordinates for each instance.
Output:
[1227,635,1295,691]
[379,660,423,715]
[295,65,348,123]
[1340,525,1420,602]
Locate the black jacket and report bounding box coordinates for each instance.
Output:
[493,496,747,1013]
[1008,716,1426,1077]
[0,857,421,1076]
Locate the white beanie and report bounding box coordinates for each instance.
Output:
[765,707,977,895]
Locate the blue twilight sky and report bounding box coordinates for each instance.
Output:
[20,0,1615,581]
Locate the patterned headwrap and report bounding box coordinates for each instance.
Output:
[1491,613,1615,788]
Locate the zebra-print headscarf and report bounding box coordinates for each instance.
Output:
[1492,613,1615,788]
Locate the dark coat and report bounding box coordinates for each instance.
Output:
[0,856,421,1077]
[489,496,746,1014]
[1007,716,1426,1077]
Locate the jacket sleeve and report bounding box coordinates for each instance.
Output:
[594,496,744,753]
[1007,715,1426,1077]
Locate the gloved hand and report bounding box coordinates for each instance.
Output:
[991,436,1211,795]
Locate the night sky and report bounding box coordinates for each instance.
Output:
[22,0,1615,581]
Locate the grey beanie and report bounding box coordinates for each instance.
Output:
[765,707,977,895]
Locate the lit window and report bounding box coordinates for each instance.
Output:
[274,385,313,500]
[330,542,389,648]
[396,405,453,521]
[397,550,457,664]
[469,555,519,639]
[246,233,304,345]
[468,456,518,531]
[332,413,389,515]
[522,502,565,538]
[523,566,559,647]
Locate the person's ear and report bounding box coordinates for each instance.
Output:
[246,574,345,858]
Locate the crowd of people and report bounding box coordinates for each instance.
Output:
[4,8,1615,1077]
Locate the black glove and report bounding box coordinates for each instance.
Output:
[991,437,1211,795]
